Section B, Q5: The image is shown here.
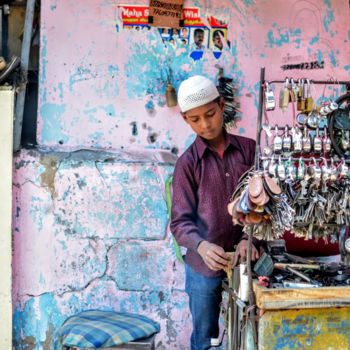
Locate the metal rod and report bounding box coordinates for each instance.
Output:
[13,0,36,152]
[267,79,350,85]
[259,155,350,163]
[246,226,258,350]
[255,67,265,170]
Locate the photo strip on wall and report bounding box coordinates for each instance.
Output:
[118,5,230,60]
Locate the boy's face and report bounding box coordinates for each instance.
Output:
[181,98,225,142]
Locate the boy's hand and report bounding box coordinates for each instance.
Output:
[233,239,259,267]
[197,241,231,271]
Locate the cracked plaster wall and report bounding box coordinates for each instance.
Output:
[12,0,350,349]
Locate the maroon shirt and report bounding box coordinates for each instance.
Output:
[170,129,256,277]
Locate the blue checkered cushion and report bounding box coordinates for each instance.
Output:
[53,310,160,349]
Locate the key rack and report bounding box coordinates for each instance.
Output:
[250,67,350,243]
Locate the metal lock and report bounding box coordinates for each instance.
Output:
[264,82,276,111]
[296,112,307,125]
[321,161,331,182]
[313,127,322,154]
[273,125,283,153]
[314,161,322,182]
[302,128,312,153]
[279,78,290,112]
[277,156,286,180]
[269,157,277,177]
[297,79,305,111]
[328,99,338,111]
[290,79,299,102]
[292,127,302,154]
[330,159,338,181]
[304,79,313,113]
[307,110,319,129]
[282,126,292,152]
[285,157,295,180]
[297,159,306,180]
[319,103,331,116]
[339,159,349,178]
[323,127,332,154]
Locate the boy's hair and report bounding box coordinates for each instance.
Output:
[177,75,219,113]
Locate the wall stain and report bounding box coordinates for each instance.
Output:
[39,155,59,199]
[22,335,36,350]
[40,323,55,349]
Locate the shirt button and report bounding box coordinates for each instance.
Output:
[225,172,230,177]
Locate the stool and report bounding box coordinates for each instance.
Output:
[54,310,160,350]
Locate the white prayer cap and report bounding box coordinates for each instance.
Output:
[177,75,219,113]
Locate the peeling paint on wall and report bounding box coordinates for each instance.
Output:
[13,0,350,349]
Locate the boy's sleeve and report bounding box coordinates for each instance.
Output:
[170,158,204,252]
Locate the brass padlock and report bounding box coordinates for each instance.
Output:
[297,79,305,111]
[304,79,313,113]
[279,78,290,112]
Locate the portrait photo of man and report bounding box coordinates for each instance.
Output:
[210,29,228,51]
[190,27,208,51]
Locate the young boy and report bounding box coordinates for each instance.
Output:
[170,75,260,350]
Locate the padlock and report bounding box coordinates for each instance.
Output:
[290,79,298,102]
[304,79,313,113]
[269,157,277,177]
[279,78,290,112]
[273,125,283,153]
[330,159,337,181]
[277,156,286,180]
[307,110,319,129]
[292,127,302,154]
[313,158,322,182]
[339,159,349,178]
[313,126,322,154]
[297,79,305,111]
[323,126,332,154]
[302,128,312,153]
[282,125,292,152]
[297,159,305,180]
[321,160,331,182]
[296,112,307,125]
[264,82,276,111]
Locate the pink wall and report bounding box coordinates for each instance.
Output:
[12,1,350,349]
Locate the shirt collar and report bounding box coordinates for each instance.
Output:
[195,128,240,159]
